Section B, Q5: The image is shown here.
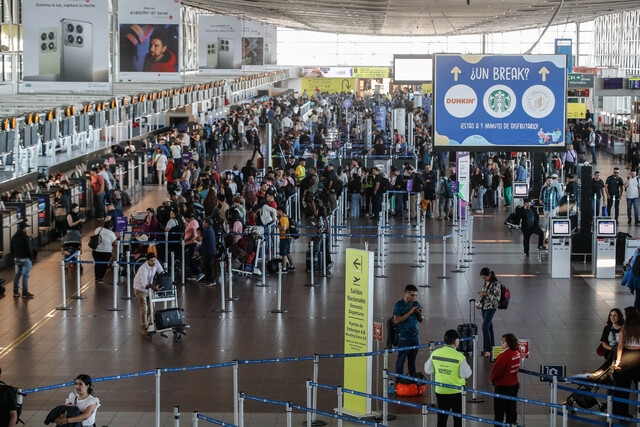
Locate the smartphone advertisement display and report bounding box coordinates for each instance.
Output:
[242,20,265,68]
[21,0,110,92]
[118,0,181,81]
[198,15,243,72]
[265,25,278,65]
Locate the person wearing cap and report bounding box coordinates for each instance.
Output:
[520,199,545,256]
[424,329,472,427]
[10,221,34,298]
[550,173,564,198]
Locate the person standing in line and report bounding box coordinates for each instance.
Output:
[477,268,501,358]
[52,374,101,426]
[276,206,295,272]
[490,333,522,425]
[197,217,219,286]
[605,167,624,223]
[393,284,424,375]
[10,221,34,298]
[625,170,640,225]
[132,253,164,335]
[92,221,118,283]
[562,143,578,176]
[424,329,472,427]
[183,210,204,282]
[0,367,18,426]
[89,167,106,220]
[153,147,168,185]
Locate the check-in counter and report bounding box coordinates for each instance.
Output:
[4,201,39,249]
[68,177,88,209]
[36,191,56,245]
[0,208,20,259]
[115,157,134,192]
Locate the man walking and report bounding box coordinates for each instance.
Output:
[539,176,560,238]
[10,221,34,298]
[588,125,597,164]
[425,329,472,427]
[592,171,606,217]
[625,170,640,225]
[393,285,424,375]
[520,199,545,256]
[605,167,624,223]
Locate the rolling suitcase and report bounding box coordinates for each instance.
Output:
[154,308,184,330]
[457,299,478,353]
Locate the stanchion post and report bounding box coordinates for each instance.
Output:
[173,405,180,427]
[306,380,313,427]
[227,249,237,301]
[429,342,436,404]
[107,257,123,311]
[421,404,428,427]
[382,368,389,424]
[437,236,449,279]
[238,392,245,427]
[321,234,328,277]
[171,252,176,284]
[192,411,198,427]
[155,368,161,427]
[562,404,568,427]
[257,239,268,287]
[306,240,317,287]
[72,252,86,299]
[180,240,186,285]
[215,260,230,313]
[420,242,431,288]
[122,250,133,300]
[337,386,344,427]
[313,354,320,425]
[57,260,72,310]
[165,231,169,267]
[233,361,239,425]
[286,401,293,427]
[551,375,558,427]
[467,334,485,403]
[461,389,467,427]
[271,263,288,313]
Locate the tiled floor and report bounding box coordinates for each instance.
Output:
[0,147,636,426]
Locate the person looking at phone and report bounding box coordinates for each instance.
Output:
[132,253,164,335]
[393,284,424,375]
[143,28,177,73]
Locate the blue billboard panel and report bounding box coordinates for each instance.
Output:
[434,54,567,150]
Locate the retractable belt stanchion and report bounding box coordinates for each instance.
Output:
[271,263,288,313]
[72,252,86,300]
[107,243,123,311]
[215,259,230,313]
[227,249,237,301]
[420,242,431,288]
[181,240,186,285]
[57,259,72,310]
[451,229,464,273]
[173,405,180,427]
[233,360,239,425]
[437,236,450,279]
[192,411,198,426]
[257,239,268,287]
[467,334,485,403]
[155,368,161,427]
[122,250,133,300]
[170,252,176,284]
[306,240,318,287]
[238,392,245,427]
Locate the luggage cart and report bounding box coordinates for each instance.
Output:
[146,274,189,341]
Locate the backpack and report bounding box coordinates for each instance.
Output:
[386,317,398,348]
[411,174,425,192]
[332,179,344,195]
[381,177,392,193]
[226,206,244,226]
[439,178,453,199]
[498,281,510,310]
[88,227,103,250]
[483,172,491,188]
[0,380,24,425]
[395,372,428,396]
[288,217,300,239]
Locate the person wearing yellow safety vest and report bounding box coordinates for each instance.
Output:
[424,329,472,427]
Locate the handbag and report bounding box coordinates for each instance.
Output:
[88,227,103,250]
[475,298,483,309]
[596,343,605,357]
[54,207,67,221]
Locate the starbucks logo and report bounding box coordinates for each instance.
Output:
[522,85,555,119]
[483,85,516,118]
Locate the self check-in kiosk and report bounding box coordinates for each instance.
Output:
[549,218,572,278]
[594,218,617,278]
[512,181,529,210]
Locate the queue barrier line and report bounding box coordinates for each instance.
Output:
[309,381,519,427]
[242,393,384,426]
[196,413,237,427]
[561,411,624,427]
[520,369,640,395]
[64,251,80,262]
[557,385,640,421]
[20,340,464,395]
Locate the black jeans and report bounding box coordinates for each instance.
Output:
[607,196,621,220]
[436,392,462,427]
[201,253,218,282]
[522,226,545,254]
[92,250,112,280]
[494,384,519,424]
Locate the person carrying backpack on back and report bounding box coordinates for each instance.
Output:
[276,206,295,272]
[437,169,453,220]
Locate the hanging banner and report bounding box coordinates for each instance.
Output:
[567,103,586,119]
[21,0,110,92]
[434,54,567,150]
[242,20,266,69]
[197,15,243,72]
[301,78,355,94]
[265,24,278,66]
[456,152,470,202]
[375,106,386,131]
[118,0,181,81]
[301,67,353,78]
[343,248,374,416]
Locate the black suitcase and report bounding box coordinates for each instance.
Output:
[457,299,478,353]
[153,272,174,292]
[154,308,184,330]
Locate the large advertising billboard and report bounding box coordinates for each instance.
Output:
[118,0,181,81]
[265,25,278,66]
[242,20,265,69]
[198,15,243,72]
[434,54,567,150]
[21,0,110,92]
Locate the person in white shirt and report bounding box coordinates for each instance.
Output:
[133,253,164,335]
[625,170,640,225]
[282,114,293,130]
[170,140,182,161]
[153,148,168,185]
[92,221,118,282]
[53,374,100,426]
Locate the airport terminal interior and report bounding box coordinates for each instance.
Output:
[1,0,640,426]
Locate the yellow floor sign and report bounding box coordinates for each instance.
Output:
[343,248,374,416]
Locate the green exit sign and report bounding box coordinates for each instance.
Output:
[568,73,582,82]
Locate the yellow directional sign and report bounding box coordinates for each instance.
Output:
[343,248,374,416]
[301,78,356,94]
[451,66,462,81]
[539,67,550,82]
[567,102,586,119]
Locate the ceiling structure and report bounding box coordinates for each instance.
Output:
[184,0,639,36]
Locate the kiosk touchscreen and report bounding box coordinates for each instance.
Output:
[594,218,616,278]
[513,182,529,197]
[549,218,572,278]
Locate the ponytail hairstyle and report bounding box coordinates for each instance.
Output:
[480,267,498,283]
[75,374,94,395]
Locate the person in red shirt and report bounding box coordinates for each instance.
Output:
[165,159,176,184]
[490,332,522,425]
[90,167,106,220]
